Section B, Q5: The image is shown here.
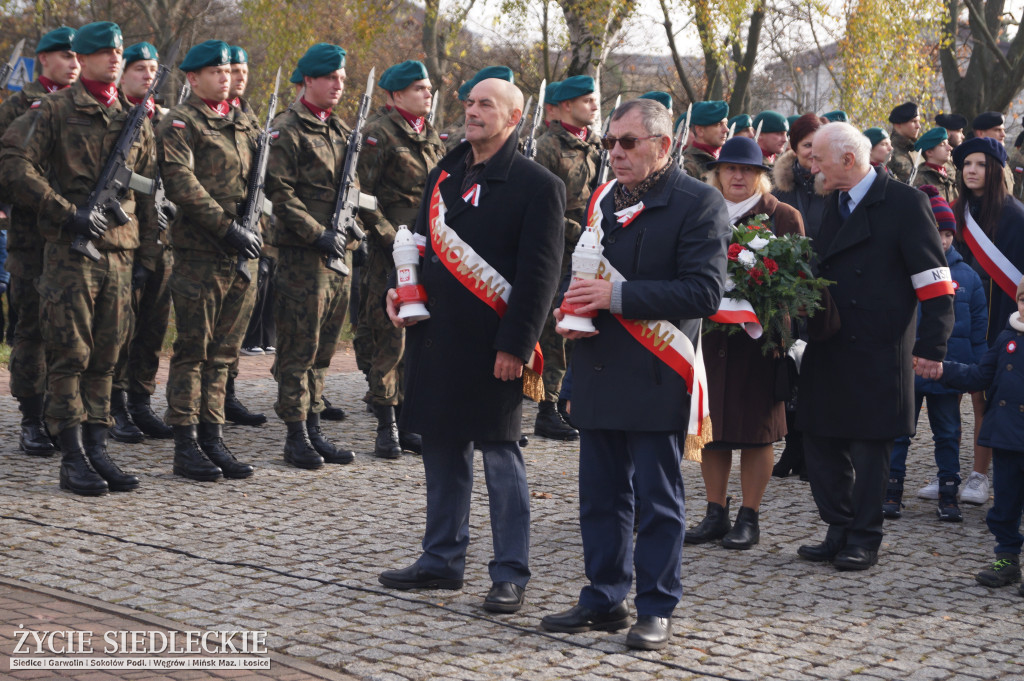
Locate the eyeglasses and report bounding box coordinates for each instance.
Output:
[600,135,660,150]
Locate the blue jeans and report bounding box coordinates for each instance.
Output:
[988,448,1024,555]
[889,391,962,482]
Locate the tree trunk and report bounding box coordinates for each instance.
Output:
[728,0,764,115]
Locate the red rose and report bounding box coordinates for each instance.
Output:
[728,243,744,261]
[749,266,764,285]
[797,270,807,279]
[763,257,778,275]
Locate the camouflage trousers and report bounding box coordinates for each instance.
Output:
[352,263,373,376]
[114,247,173,395]
[37,242,132,433]
[7,260,46,398]
[272,247,351,422]
[164,252,256,425]
[538,309,573,404]
[356,247,404,407]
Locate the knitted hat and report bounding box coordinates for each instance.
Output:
[919,185,955,233]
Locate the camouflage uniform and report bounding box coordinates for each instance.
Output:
[912,164,958,205]
[0,82,156,433]
[533,122,601,403]
[265,99,356,421]
[888,131,915,183]
[1008,146,1024,200]
[682,145,716,183]
[156,91,259,425]
[440,115,465,153]
[354,108,445,409]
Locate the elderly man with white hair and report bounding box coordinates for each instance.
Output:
[797,122,954,571]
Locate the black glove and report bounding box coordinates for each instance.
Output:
[314,229,346,258]
[223,221,262,260]
[131,262,152,291]
[157,202,176,231]
[351,239,368,268]
[67,206,109,239]
[257,256,271,282]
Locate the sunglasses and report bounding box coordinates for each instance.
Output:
[600,135,660,150]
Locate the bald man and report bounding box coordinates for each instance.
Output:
[378,77,566,615]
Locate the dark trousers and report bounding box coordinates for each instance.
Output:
[988,448,1024,555]
[804,435,892,551]
[578,429,684,618]
[417,436,531,587]
[889,391,962,482]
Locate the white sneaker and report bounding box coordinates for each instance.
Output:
[917,478,939,500]
[960,472,990,505]
[239,346,264,356]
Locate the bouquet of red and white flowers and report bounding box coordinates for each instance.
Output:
[706,213,832,354]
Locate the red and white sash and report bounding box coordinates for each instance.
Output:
[428,170,543,377]
[963,210,1024,301]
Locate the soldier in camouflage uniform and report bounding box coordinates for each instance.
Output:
[753,110,789,169]
[1008,131,1024,200]
[355,60,444,458]
[265,42,357,469]
[972,110,1016,195]
[681,100,729,182]
[887,101,921,183]
[532,74,602,441]
[0,26,79,457]
[0,22,154,496]
[911,127,958,204]
[157,40,262,482]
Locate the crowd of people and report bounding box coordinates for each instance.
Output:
[1,22,1022,653]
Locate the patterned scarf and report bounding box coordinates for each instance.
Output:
[793,160,817,193]
[613,162,671,211]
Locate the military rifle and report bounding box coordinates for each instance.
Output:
[752,118,764,143]
[151,79,193,232]
[596,94,621,185]
[521,80,546,161]
[233,67,281,283]
[326,67,378,276]
[426,89,438,127]
[0,39,25,90]
[671,102,692,169]
[71,39,180,262]
[514,95,533,143]
[908,149,924,186]
[726,121,736,141]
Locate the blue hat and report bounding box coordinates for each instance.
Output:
[289,67,303,85]
[180,40,230,72]
[914,127,948,152]
[297,43,346,78]
[378,60,429,92]
[123,42,158,65]
[862,127,889,147]
[822,110,848,123]
[729,114,753,130]
[640,91,672,112]
[71,22,122,55]
[550,75,594,104]
[888,101,919,124]
[953,136,1007,168]
[691,100,728,126]
[36,27,76,54]
[754,110,788,133]
[229,46,248,64]
[544,81,561,105]
[706,136,771,172]
[972,111,1004,131]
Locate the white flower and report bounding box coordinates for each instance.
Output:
[748,236,770,251]
[724,275,736,292]
[737,248,757,269]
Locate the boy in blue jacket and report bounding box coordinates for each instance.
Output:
[884,187,988,521]
[936,276,1024,594]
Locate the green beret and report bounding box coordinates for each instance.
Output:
[691,100,728,126]
[863,127,889,147]
[544,81,561,105]
[729,114,753,130]
[823,110,848,123]
[472,65,514,84]
[123,42,158,65]
[457,79,473,101]
[787,114,800,128]
[36,27,76,54]
[70,21,122,55]
[378,60,429,93]
[297,43,346,78]
[551,75,594,103]
[754,110,789,133]
[289,67,303,85]
[640,91,672,112]
[914,126,948,152]
[180,40,230,72]
[229,46,247,64]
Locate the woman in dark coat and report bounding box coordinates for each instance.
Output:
[686,137,805,550]
[772,113,827,239]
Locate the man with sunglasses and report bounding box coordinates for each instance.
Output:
[541,98,729,650]
[681,100,729,182]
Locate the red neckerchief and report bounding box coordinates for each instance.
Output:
[560,121,588,141]
[125,94,155,119]
[231,96,241,109]
[301,97,331,122]
[38,76,65,93]
[925,162,948,177]
[201,98,230,117]
[691,140,722,159]
[388,105,424,133]
[80,77,119,107]
[760,150,776,164]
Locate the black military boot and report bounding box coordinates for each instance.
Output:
[172,425,222,481]
[18,395,56,456]
[127,391,173,439]
[306,413,354,464]
[224,376,267,426]
[108,389,145,443]
[684,497,732,545]
[937,476,963,522]
[393,403,422,454]
[373,405,402,459]
[557,398,574,428]
[82,423,139,492]
[58,425,108,496]
[197,422,254,479]
[721,506,760,550]
[284,420,324,469]
[534,400,579,441]
[321,396,347,421]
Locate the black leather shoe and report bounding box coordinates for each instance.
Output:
[378,564,463,591]
[540,602,630,633]
[685,497,731,545]
[797,536,846,563]
[306,413,354,464]
[373,405,402,459]
[721,506,759,550]
[284,421,324,470]
[108,389,145,443]
[483,582,525,613]
[320,396,347,421]
[833,545,878,571]
[198,423,254,479]
[224,377,267,426]
[172,425,223,482]
[83,423,139,492]
[625,615,671,650]
[58,426,108,496]
[18,395,56,456]
[127,392,173,439]
[519,435,529,448]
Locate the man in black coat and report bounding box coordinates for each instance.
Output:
[378,77,565,614]
[540,99,729,650]
[799,122,955,570]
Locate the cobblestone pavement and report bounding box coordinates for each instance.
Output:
[1,373,1022,681]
